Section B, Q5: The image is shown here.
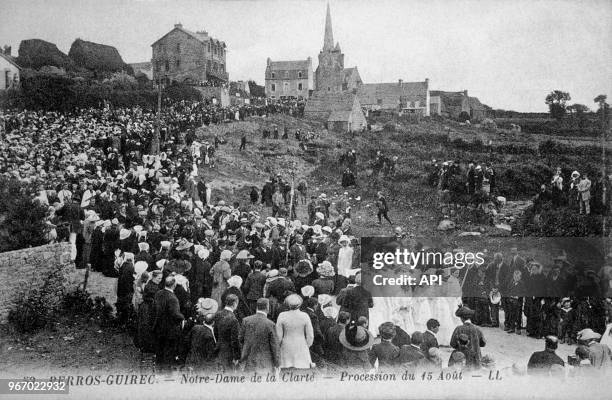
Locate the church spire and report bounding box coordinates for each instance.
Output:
[323,2,334,51]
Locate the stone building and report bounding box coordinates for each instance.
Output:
[429,90,487,121]
[314,3,361,93]
[151,23,228,85]
[0,48,20,90]
[304,91,366,132]
[357,79,430,116]
[264,58,313,99]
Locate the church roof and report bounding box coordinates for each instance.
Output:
[304,91,358,113]
[268,59,310,71]
[328,110,353,122]
[357,81,428,105]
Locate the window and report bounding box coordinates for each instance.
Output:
[414,100,420,108]
[176,59,180,68]
[5,71,9,89]
[298,71,303,78]
[165,60,169,71]
[271,84,276,92]
[283,82,289,92]
[176,43,181,53]
[328,87,331,91]
[377,99,383,105]
[271,72,275,78]
[298,83,303,91]
[284,71,289,78]
[207,43,211,52]
[207,60,211,70]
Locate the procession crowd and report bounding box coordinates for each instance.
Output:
[0,97,610,378]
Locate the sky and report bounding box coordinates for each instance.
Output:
[0,0,610,112]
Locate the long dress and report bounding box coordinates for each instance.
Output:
[276,309,314,369]
[337,246,355,277]
[135,281,158,353]
[211,260,231,306]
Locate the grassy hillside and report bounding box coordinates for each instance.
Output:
[195,115,606,239]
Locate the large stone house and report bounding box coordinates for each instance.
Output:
[151,24,228,85]
[357,79,430,116]
[0,49,20,90]
[265,58,313,99]
[314,3,362,93]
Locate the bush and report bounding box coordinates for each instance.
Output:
[0,177,48,252]
[514,205,606,236]
[8,264,67,333]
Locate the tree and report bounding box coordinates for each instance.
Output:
[594,94,609,120]
[247,80,265,98]
[545,90,571,120]
[567,103,589,128]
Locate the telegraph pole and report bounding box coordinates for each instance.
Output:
[150,76,163,155]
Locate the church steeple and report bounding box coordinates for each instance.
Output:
[323,2,334,51]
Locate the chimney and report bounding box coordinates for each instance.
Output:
[425,78,429,86]
[398,79,403,87]
[464,90,468,97]
[174,23,183,29]
[267,57,271,66]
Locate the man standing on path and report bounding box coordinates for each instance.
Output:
[376,191,392,226]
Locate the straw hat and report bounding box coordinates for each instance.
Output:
[220,250,233,261]
[196,298,218,316]
[316,261,335,277]
[236,250,254,260]
[175,238,193,251]
[301,285,315,298]
[119,228,131,240]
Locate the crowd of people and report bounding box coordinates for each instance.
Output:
[533,167,610,215]
[1,96,611,378]
[460,248,612,344]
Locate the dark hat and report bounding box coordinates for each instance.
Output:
[339,322,375,351]
[455,306,475,319]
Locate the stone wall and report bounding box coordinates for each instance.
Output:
[0,242,79,322]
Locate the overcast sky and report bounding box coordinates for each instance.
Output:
[1,0,610,112]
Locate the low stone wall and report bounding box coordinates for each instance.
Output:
[0,242,80,322]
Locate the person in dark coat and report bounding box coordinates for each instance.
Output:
[116,255,135,326]
[450,306,486,369]
[421,319,440,357]
[324,311,350,366]
[398,331,426,370]
[303,297,325,360]
[215,294,241,371]
[189,249,213,303]
[239,298,280,372]
[392,325,411,348]
[185,301,218,370]
[337,274,373,322]
[153,276,185,370]
[249,187,259,204]
[136,271,162,353]
[221,276,252,322]
[243,261,267,313]
[527,336,565,376]
[369,322,400,369]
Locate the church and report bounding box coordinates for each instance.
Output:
[314,3,362,93]
[304,3,366,132]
